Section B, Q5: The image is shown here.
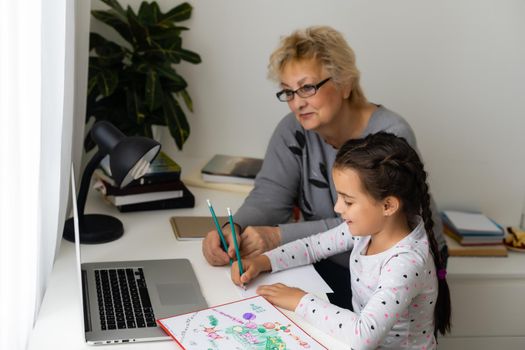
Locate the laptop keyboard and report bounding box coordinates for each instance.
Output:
[95,268,157,330]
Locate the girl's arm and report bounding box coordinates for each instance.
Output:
[264,221,355,273]
[295,252,432,349]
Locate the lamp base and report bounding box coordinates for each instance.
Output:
[63,214,124,244]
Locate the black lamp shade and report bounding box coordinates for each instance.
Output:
[91,120,125,154]
[110,137,161,188]
[63,121,161,244]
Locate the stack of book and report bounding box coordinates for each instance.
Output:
[441,210,507,257]
[93,151,194,212]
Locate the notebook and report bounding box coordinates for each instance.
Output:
[170,215,228,240]
[69,166,208,345]
[157,295,327,349]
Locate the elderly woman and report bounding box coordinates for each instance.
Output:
[202,25,447,309]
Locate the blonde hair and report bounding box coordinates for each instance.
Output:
[268,26,367,107]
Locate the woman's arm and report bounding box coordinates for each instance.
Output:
[234,115,302,229]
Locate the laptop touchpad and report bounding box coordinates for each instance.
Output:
[157,283,200,305]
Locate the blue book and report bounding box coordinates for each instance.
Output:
[441,210,504,237]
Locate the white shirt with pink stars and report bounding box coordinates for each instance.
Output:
[264,219,438,350]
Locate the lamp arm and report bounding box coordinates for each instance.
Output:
[77,150,106,218]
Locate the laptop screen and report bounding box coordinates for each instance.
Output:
[70,165,86,335]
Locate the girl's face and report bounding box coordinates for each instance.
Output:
[332,167,388,236]
[279,58,348,133]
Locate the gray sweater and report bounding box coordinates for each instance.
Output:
[234,106,445,266]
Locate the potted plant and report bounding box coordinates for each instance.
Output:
[86,0,201,151]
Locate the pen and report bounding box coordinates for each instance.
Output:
[206,199,232,265]
[227,207,245,289]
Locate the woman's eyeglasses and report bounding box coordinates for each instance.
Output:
[276,77,332,102]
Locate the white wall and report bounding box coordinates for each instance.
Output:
[89,0,525,227]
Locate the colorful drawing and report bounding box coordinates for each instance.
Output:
[158,296,326,350]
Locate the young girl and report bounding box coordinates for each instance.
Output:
[231,132,451,349]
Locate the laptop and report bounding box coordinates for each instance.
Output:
[69,166,208,345]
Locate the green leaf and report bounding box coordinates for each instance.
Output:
[158,34,182,53]
[87,76,98,96]
[163,93,190,149]
[174,48,201,64]
[100,0,127,22]
[125,86,145,125]
[131,61,148,73]
[156,65,187,88]
[89,33,108,51]
[91,10,131,44]
[179,89,193,112]
[144,39,181,62]
[138,1,160,25]
[150,27,187,42]
[126,6,151,49]
[96,70,119,96]
[145,68,163,111]
[160,3,193,24]
[90,35,126,66]
[143,123,154,138]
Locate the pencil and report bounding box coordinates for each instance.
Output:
[206,199,232,265]
[227,207,245,288]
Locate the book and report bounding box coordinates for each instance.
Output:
[116,183,195,212]
[93,176,186,196]
[94,179,185,206]
[170,215,229,240]
[157,295,327,349]
[201,154,263,185]
[444,234,507,257]
[441,210,504,236]
[97,151,181,187]
[444,224,504,246]
[183,167,254,194]
[107,188,184,206]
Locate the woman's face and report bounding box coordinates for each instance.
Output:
[279,58,349,132]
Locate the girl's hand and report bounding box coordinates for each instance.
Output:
[231,255,272,286]
[256,283,307,311]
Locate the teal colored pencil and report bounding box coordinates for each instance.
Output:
[227,207,244,276]
[206,199,232,265]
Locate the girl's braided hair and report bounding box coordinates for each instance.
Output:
[334,132,451,335]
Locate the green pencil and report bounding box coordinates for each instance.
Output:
[206,199,232,265]
[227,207,245,280]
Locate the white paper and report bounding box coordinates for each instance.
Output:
[228,264,333,298]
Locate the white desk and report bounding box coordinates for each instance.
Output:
[29,172,525,349]
[28,186,349,350]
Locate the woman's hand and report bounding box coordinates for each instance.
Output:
[202,224,243,266]
[202,228,232,266]
[239,226,282,258]
[256,283,307,311]
[203,225,281,265]
[231,255,272,286]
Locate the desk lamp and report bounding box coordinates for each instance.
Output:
[63,121,160,244]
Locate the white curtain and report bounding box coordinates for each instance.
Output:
[0,0,80,348]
